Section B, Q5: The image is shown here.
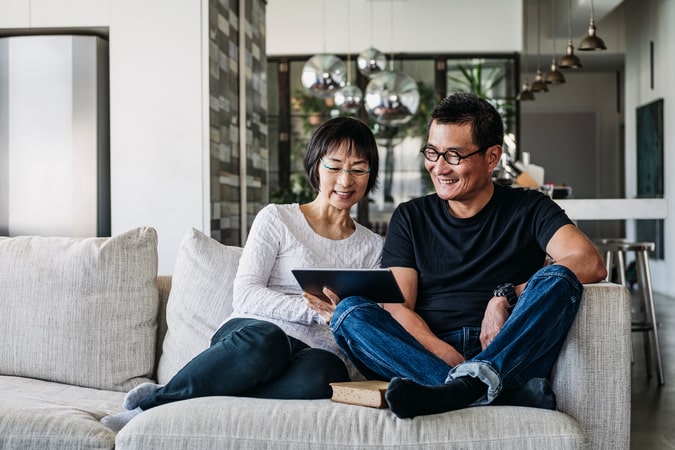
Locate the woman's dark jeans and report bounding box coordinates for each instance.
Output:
[138,318,349,410]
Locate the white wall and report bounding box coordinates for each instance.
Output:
[624,0,674,294]
[266,0,523,56]
[0,0,208,274]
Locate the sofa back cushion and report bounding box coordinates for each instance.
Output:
[157,228,242,384]
[0,227,159,392]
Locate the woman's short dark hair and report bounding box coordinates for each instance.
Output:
[304,117,379,195]
[428,92,504,150]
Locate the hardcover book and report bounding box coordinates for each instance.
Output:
[330,380,390,408]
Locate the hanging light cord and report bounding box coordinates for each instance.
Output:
[567,0,573,39]
[536,0,542,69]
[552,0,557,56]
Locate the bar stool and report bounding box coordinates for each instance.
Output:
[595,239,665,386]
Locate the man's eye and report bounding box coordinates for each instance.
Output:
[326,167,341,172]
[352,169,367,175]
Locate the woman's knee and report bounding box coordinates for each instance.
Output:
[211,319,292,357]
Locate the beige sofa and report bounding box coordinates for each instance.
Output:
[0,227,631,450]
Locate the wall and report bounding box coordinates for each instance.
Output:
[0,0,208,274]
[624,0,673,294]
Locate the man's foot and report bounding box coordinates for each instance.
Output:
[385,376,487,419]
[123,382,163,410]
[100,407,143,432]
[492,378,556,409]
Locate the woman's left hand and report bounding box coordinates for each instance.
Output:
[304,287,340,324]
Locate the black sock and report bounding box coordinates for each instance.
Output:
[385,376,487,419]
[492,378,556,410]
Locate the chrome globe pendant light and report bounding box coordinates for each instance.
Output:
[530,0,549,93]
[559,0,583,68]
[364,1,419,126]
[334,0,363,113]
[517,1,535,101]
[357,0,387,78]
[578,0,607,51]
[301,0,347,99]
[545,0,566,85]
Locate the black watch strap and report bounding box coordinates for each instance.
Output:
[493,282,517,308]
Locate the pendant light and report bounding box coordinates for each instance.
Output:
[357,0,387,77]
[559,0,583,68]
[545,0,566,84]
[334,0,363,113]
[530,0,548,93]
[364,0,419,126]
[578,0,607,51]
[301,0,347,98]
[517,0,535,101]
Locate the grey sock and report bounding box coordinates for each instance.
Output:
[123,382,163,410]
[100,407,142,432]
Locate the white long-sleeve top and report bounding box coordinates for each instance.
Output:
[227,203,384,380]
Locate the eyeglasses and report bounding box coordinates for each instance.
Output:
[320,159,371,177]
[420,146,487,165]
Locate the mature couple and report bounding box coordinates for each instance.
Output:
[102,93,605,431]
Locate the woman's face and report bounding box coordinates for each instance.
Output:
[316,144,371,211]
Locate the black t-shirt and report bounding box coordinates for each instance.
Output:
[382,183,573,335]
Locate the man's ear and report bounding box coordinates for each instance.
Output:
[486,145,503,172]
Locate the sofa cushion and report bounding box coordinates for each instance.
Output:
[157,228,242,384]
[115,396,585,450]
[0,227,159,392]
[0,375,123,450]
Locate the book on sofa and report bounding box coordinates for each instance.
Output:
[329,380,390,408]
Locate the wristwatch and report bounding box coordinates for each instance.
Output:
[493,283,517,309]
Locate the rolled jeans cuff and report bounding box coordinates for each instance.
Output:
[445,360,502,405]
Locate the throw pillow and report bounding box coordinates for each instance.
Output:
[157,228,242,384]
[0,227,159,392]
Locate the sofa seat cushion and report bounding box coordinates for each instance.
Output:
[0,227,159,392]
[0,375,124,450]
[116,397,585,450]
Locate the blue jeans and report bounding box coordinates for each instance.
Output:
[330,264,583,404]
[138,318,349,410]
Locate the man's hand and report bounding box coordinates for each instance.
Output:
[480,295,511,349]
[304,287,340,324]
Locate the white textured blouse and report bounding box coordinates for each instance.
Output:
[228,203,384,380]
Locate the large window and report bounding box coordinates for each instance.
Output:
[267,53,520,232]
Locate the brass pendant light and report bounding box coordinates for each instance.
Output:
[517,0,535,101]
[559,0,583,68]
[530,0,549,93]
[545,0,566,84]
[579,0,607,51]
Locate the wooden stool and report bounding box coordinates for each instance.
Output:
[595,239,665,386]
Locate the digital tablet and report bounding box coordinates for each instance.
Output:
[291,268,405,303]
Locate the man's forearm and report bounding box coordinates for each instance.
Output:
[384,304,464,367]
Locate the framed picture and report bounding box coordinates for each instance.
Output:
[636,98,664,259]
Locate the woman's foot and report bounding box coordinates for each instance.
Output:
[100,407,142,432]
[123,382,163,410]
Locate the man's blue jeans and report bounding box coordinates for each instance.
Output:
[330,264,583,404]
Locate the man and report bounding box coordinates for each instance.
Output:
[306,92,607,418]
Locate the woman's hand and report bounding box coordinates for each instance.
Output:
[304,287,340,324]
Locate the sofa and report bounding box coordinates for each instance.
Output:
[0,226,632,450]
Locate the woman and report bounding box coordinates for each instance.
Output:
[101,116,383,432]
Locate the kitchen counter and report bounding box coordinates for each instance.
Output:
[554,198,667,220]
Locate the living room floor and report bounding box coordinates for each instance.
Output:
[630,291,675,449]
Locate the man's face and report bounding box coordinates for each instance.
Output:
[423,121,500,203]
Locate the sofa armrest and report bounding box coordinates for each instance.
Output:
[551,282,631,450]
